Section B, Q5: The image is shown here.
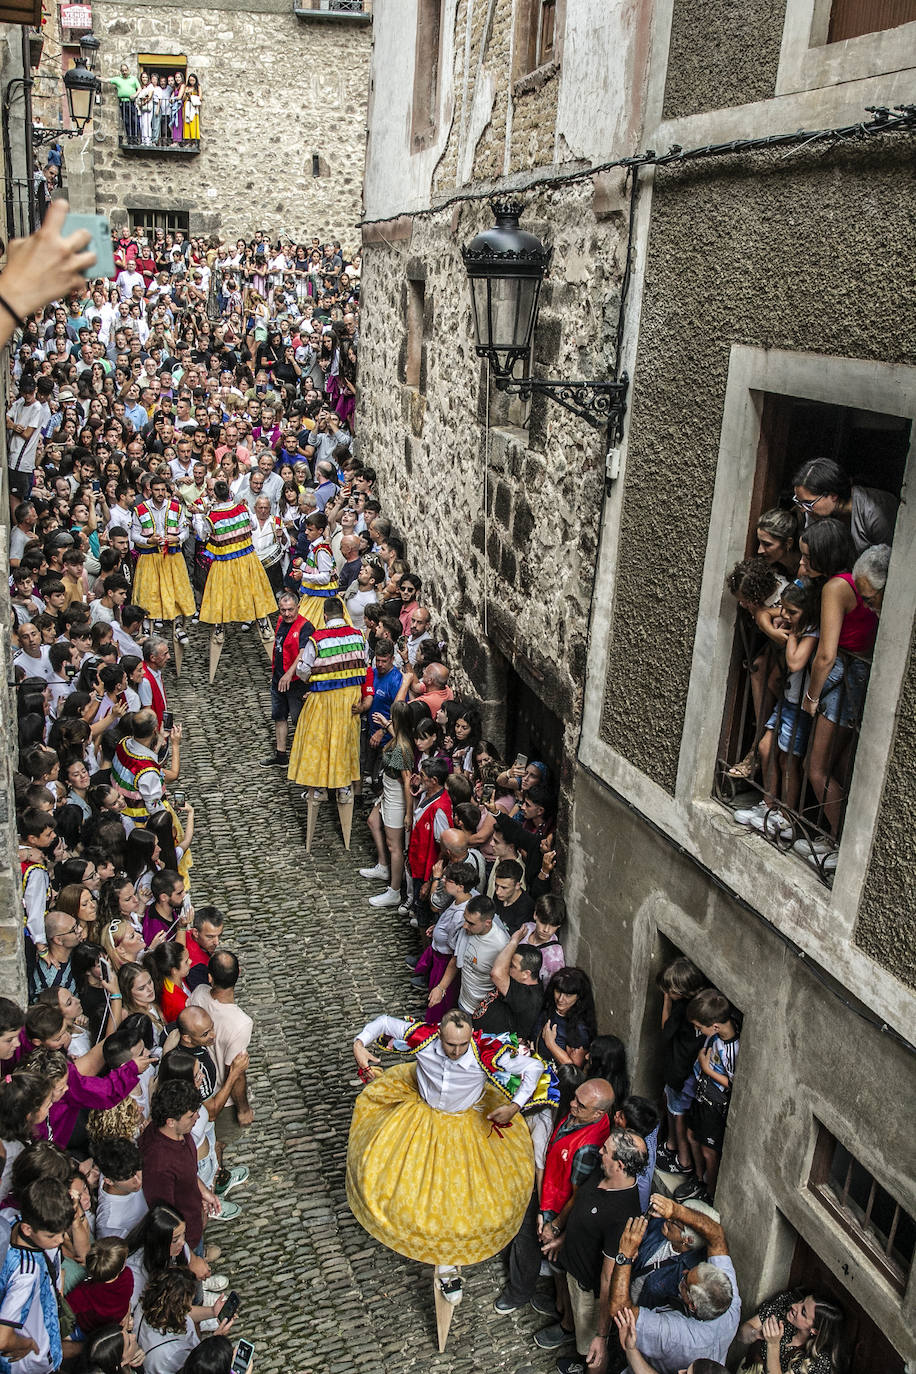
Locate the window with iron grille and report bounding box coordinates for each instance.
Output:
[127,209,190,238]
[809,1123,915,1292]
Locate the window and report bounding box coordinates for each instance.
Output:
[405,278,425,390]
[127,209,190,239]
[410,0,442,151]
[809,1123,915,1291]
[826,0,916,42]
[514,0,565,79]
[137,52,186,84]
[714,394,907,883]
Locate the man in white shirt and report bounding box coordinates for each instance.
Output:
[349,1006,544,1295]
[450,895,509,1014]
[186,950,254,1126]
[13,621,54,682]
[6,374,42,506]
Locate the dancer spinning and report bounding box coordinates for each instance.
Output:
[348,1007,552,1346]
[194,480,277,680]
[131,475,195,671]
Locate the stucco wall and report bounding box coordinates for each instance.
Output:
[568,767,916,1365]
[90,0,370,243]
[856,618,916,988]
[661,0,786,119]
[601,139,916,793]
[357,180,626,758]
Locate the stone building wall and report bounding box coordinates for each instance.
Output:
[358,174,628,768]
[89,0,370,243]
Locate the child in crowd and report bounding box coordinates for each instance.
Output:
[94,1136,147,1239]
[67,1236,134,1335]
[676,987,740,1204]
[733,580,821,840]
[514,893,567,984]
[655,956,708,1177]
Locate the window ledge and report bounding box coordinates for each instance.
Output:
[513,59,560,97]
[293,5,372,23]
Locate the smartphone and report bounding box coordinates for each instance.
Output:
[220,1291,241,1324]
[171,788,186,807]
[483,783,495,803]
[161,711,174,731]
[62,213,116,279]
[514,753,528,770]
[99,956,111,984]
[231,1340,254,1374]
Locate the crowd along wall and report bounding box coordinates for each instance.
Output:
[88,0,371,246]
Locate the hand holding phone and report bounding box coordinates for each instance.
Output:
[231,1339,254,1374]
[61,213,115,279]
[217,1291,241,1324]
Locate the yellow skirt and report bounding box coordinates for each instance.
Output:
[287,685,361,788]
[346,1063,534,1266]
[297,593,351,629]
[199,553,277,624]
[133,553,195,621]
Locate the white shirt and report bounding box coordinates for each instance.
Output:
[356,1014,541,1114]
[7,397,43,472]
[96,1182,148,1238]
[13,645,54,682]
[112,623,144,657]
[454,918,510,1012]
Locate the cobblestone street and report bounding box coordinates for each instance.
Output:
[170,628,560,1374]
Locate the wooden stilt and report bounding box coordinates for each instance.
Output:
[258,623,274,660]
[305,794,319,853]
[433,1266,461,1353]
[172,624,185,678]
[208,627,224,684]
[337,796,354,850]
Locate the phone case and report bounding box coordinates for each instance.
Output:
[61,213,116,279]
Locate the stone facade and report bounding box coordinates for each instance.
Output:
[87,0,371,243]
[358,0,644,781]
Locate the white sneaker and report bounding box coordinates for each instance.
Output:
[792,835,835,858]
[749,808,794,840]
[369,887,402,909]
[359,864,389,881]
[202,1274,229,1295]
[336,786,353,804]
[733,801,767,826]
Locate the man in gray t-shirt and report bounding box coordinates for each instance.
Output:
[452,895,509,1014]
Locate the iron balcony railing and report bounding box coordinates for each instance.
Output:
[714,614,872,886]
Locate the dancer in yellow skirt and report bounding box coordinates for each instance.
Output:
[130,476,195,644]
[194,480,277,680]
[295,510,349,628]
[287,596,367,849]
[349,1007,553,1301]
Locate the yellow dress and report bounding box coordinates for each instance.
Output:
[197,502,277,624]
[346,1062,534,1265]
[287,685,361,788]
[133,551,195,621]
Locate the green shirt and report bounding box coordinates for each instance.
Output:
[109,74,139,100]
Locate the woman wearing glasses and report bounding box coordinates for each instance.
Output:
[792,456,899,556]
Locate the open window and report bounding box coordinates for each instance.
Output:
[127,208,190,239]
[714,394,908,883]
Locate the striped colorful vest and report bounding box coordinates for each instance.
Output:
[112,738,161,820]
[301,538,338,598]
[308,623,366,692]
[136,499,181,554]
[382,1021,559,1109]
[204,502,257,562]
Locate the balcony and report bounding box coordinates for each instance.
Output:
[293,0,372,22]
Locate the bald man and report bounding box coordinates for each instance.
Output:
[495,1077,616,1317]
[430,828,485,913]
[177,1005,248,1122]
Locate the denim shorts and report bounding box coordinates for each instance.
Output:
[818,655,870,729]
[665,1081,696,1116]
[270,681,305,724]
[765,700,812,757]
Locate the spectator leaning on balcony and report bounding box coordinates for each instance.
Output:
[793,455,899,557]
[110,64,140,144]
[852,542,890,618]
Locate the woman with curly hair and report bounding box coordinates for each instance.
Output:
[136,1269,234,1374]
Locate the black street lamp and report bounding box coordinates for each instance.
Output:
[462,198,628,434]
[62,57,98,133]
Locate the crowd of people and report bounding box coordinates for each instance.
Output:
[723,469,896,877]
[109,67,202,148]
[3,200,854,1374]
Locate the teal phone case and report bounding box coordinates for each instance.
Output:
[62,212,116,279]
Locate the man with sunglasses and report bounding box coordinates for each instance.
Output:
[26,909,81,1001]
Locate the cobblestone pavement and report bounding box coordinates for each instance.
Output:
[170,627,561,1374]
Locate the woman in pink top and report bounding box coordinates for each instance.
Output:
[799,520,878,835]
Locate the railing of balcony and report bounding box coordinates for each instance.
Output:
[714,617,872,885]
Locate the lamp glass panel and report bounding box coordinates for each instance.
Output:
[68,82,94,125]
